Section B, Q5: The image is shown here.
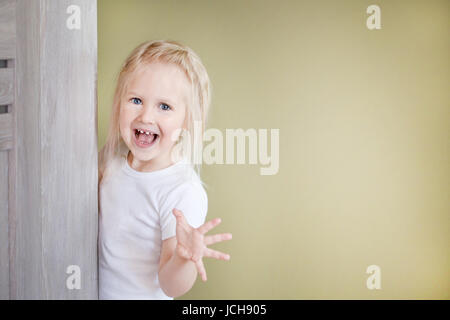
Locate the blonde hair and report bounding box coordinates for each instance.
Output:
[98,40,212,184]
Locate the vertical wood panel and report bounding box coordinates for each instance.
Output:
[0,68,14,105]
[40,0,98,299]
[0,6,16,299]
[0,2,16,299]
[0,113,13,152]
[6,47,15,301]
[0,113,13,151]
[12,0,98,299]
[0,0,16,59]
[14,0,42,299]
[0,151,9,299]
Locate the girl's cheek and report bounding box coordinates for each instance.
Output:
[121,108,138,125]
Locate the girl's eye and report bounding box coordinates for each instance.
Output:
[159,103,171,111]
[130,97,142,105]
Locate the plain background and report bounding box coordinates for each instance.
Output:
[97,0,449,299]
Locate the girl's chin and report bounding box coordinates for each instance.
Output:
[128,152,176,172]
[129,151,156,165]
[129,144,162,160]
[131,148,158,160]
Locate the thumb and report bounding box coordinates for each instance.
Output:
[173,209,189,228]
[172,208,184,220]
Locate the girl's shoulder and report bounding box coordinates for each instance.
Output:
[170,168,207,195]
[158,170,208,222]
[162,167,208,205]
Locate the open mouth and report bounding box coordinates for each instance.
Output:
[133,128,159,148]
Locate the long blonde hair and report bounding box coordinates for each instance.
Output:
[98,40,212,184]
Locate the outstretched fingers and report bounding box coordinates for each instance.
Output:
[195,258,207,282]
[204,233,232,246]
[204,247,231,261]
[197,217,222,235]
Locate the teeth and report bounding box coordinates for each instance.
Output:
[136,129,155,136]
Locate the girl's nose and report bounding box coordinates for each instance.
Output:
[138,105,156,124]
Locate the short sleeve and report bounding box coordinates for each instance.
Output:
[159,181,208,241]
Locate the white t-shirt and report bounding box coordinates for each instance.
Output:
[98,153,208,300]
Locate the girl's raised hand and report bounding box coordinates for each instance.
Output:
[172,208,232,282]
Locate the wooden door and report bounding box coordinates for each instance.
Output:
[0,0,98,299]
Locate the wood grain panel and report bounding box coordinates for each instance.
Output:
[40,0,98,299]
[0,113,12,151]
[11,0,98,299]
[0,68,14,105]
[0,0,16,59]
[13,0,43,299]
[0,151,9,299]
[6,58,15,300]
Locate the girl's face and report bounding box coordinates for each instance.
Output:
[119,61,190,171]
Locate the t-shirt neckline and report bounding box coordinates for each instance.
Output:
[121,152,189,179]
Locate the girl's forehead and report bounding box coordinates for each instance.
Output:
[126,62,192,101]
[132,62,188,84]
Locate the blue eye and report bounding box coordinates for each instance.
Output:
[159,103,171,111]
[130,97,142,105]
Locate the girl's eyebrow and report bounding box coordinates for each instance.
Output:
[159,97,177,106]
[127,91,142,97]
[127,91,178,106]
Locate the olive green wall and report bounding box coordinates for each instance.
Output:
[98,0,449,299]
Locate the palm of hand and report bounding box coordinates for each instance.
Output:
[172,209,232,282]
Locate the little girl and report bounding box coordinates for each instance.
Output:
[98,40,232,300]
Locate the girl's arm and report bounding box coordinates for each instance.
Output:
[158,209,232,298]
[158,236,198,298]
